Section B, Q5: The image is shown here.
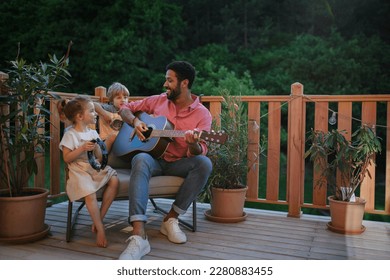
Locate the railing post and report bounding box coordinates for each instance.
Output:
[34,106,46,190]
[203,96,224,126]
[95,86,107,101]
[0,72,9,190]
[286,82,304,217]
[0,71,9,111]
[49,99,61,196]
[247,101,260,200]
[0,72,9,115]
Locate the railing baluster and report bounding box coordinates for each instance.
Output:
[266,101,281,201]
[247,101,261,201]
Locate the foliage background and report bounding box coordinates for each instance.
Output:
[0,0,389,96]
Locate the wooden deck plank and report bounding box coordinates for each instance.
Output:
[1,199,389,260]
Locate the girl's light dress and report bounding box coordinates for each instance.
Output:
[59,127,117,202]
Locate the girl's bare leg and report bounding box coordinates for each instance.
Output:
[91,176,119,233]
[85,193,107,247]
[100,176,119,220]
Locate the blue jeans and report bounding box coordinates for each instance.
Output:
[128,153,212,223]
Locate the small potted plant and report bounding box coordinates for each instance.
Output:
[0,47,71,242]
[203,89,265,223]
[305,125,382,234]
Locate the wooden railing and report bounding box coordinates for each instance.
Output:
[8,83,390,218]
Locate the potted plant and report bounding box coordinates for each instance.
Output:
[305,125,382,234]
[203,89,264,223]
[0,49,71,243]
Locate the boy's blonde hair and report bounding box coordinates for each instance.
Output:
[107,82,129,103]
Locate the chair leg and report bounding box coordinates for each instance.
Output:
[66,200,73,242]
[149,198,196,232]
[66,200,86,242]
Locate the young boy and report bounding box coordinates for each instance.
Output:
[94,82,130,149]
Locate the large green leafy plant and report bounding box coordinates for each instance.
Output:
[207,90,248,189]
[0,52,71,196]
[204,89,265,195]
[305,125,382,202]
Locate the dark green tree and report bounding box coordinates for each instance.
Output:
[250,31,390,94]
[1,0,388,95]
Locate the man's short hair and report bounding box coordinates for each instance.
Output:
[166,61,195,89]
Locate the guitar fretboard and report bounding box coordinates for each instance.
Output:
[149,129,226,144]
[150,130,190,138]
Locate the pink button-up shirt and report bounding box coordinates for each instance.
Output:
[120,93,212,162]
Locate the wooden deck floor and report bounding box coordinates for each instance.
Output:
[1,199,389,260]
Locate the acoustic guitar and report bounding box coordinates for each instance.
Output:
[111,112,228,161]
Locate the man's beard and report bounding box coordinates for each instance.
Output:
[167,87,181,101]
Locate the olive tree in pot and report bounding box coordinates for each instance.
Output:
[0,50,71,243]
[305,125,382,234]
[203,89,265,223]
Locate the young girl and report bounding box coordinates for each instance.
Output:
[59,96,119,248]
[56,98,73,131]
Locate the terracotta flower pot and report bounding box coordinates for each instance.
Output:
[0,188,50,243]
[204,186,248,223]
[327,195,366,235]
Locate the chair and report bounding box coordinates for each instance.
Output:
[65,153,197,242]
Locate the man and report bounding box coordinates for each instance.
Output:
[118,61,212,260]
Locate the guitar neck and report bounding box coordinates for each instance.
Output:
[150,130,187,139]
[149,129,227,144]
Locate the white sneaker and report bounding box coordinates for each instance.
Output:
[118,235,151,260]
[160,218,187,244]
